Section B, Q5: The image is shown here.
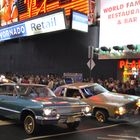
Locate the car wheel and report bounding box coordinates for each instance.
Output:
[24,115,37,135]
[67,121,80,130]
[95,110,108,123]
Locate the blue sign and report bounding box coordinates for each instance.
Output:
[73,11,88,24]
[0,23,27,41]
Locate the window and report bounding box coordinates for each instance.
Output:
[66,89,82,98]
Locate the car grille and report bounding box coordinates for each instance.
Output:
[56,105,83,116]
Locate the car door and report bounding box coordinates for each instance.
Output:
[0,84,20,119]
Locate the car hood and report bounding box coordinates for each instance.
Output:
[88,92,139,106]
[32,96,86,107]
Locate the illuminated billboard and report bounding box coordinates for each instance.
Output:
[0,10,66,42]
[0,0,96,27]
[18,0,89,22]
[99,0,140,59]
[0,0,19,26]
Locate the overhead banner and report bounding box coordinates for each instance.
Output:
[0,10,66,42]
[99,0,140,59]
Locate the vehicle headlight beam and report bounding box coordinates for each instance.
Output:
[115,107,126,115]
[136,99,140,107]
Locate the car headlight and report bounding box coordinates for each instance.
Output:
[43,108,52,116]
[43,108,57,116]
[136,99,140,107]
[115,107,126,115]
[82,106,91,113]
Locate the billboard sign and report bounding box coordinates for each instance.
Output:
[99,0,140,59]
[0,0,19,26]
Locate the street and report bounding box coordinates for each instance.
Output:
[0,116,140,140]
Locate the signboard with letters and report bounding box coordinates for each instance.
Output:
[0,10,66,42]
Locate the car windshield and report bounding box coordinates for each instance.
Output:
[16,85,56,98]
[81,83,108,98]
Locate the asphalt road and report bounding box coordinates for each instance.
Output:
[0,116,140,140]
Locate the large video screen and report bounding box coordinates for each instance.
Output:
[0,0,19,26]
[99,0,140,59]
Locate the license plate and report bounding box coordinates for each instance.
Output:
[67,117,80,123]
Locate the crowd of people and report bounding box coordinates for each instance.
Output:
[1,73,140,96]
[95,77,140,96]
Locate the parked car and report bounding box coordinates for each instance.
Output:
[54,82,140,123]
[0,78,91,135]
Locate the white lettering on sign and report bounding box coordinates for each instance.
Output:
[0,24,27,41]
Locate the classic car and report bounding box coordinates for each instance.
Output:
[54,82,140,123]
[0,79,90,135]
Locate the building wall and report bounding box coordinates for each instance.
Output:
[0,26,118,80]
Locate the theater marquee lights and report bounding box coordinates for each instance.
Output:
[18,0,91,22]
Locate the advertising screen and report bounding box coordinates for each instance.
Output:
[71,11,88,32]
[0,0,19,26]
[99,0,140,59]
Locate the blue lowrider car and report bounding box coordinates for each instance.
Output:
[0,80,90,135]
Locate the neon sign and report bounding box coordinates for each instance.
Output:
[18,0,89,22]
[119,60,140,69]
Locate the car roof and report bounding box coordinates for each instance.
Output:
[18,83,46,87]
[60,82,95,89]
[0,83,17,86]
[0,82,46,87]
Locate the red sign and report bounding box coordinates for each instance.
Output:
[119,60,140,69]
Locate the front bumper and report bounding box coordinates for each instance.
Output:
[35,114,82,125]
